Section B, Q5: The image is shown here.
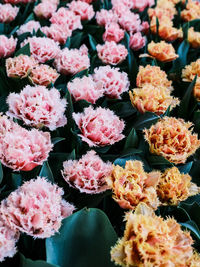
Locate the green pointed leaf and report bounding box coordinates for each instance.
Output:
[178,75,197,119]
[179,202,200,225]
[178,162,193,174]
[181,221,200,240]
[39,161,54,182]
[51,137,65,145]
[109,101,136,118]
[123,128,138,151]
[20,253,58,267]
[24,13,35,24]
[15,43,31,57]
[133,112,159,130]
[64,37,71,48]
[148,155,174,167]
[88,34,97,51]
[71,32,84,48]
[46,208,117,267]
[170,40,189,73]
[11,173,22,189]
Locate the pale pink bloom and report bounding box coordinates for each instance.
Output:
[96,9,118,26]
[141,21,149,34]
[54,45,90,75]
[103,23,124,43]
[50,8,82,31]
[7,85,67,131]
[6,55,38,79]
[34,2,57,20]
[68,76,103,104]
[42,24,72,45]
[67,0,95,21]
[111,0,133,9]
[73,106,125,147]
[97,41,128,65]
[4,0,35,3]
[42,0,59,5]
[112,2,131,17]
[0,4,19,23]
[17,20,40,36]
[118,11,141,33]
[0,177,75,238]
[129,32,146,51]
[0,217,19,262]
[93,66,129,99]
[132,0,155,12]
[21,37,60,63]
[0,115,53,171]
[0,35,17,58]
[62,150,112,194]
[29,64,59,86]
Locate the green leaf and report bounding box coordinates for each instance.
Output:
[120,148,143,158]
[148,155,173,168]
[72,69,89,79]
[51,137,65,145]
[15,43,31,57]
[170,40,190,73]
[123,128,138,151]
[70,32,84,48]
[0,163,3,184]
[46,208,117,267]
[133,112,159,130]
[109,101,136,118]
[114,155,143,167]
[88,34,97,51]
[0,23,4,34]
[11,173,22,189]
[178,75,197,119]
[181,221,200,240]
[178,162,193,174]
[64,37,71,48]
[179,202,200,226]
[39,161,54,182]
[24,13,35,24]
[68,149,76,160]
[19,253,58,267]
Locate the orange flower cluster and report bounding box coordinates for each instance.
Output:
[136,65,172,88]
[130,65,178,115]
[111,203,199,267]
[107,161,199,210]
[106,161,160,210]
[188,27,200,49]
[144,117,200,164]
[181,0,200,21]
[147,41,179,62]
[148,0,182,42]
[182,59,200,101]
[130,84,179,115]
[157,167,199,205]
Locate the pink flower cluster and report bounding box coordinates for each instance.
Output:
[50,8,82,31]
[0,3,19,23]
[54,45,90,75]
[16,20,41,36]
[0,177,75,238]
[0,35,17,58]
[7,85,67,131]
[67,0,95,21]
[93,66,130,99]
[67,66,129,103]
[73,106,125,147]
[42,24,72,45]
[62,150,112,194]
[6,54,59,86]
[97,41,128,65]
[34,0,57,19]
[68,76,104,104]
[0,114,53,171]
[0,217,19,262]
[96,0,149,50]
[21,37,60,63]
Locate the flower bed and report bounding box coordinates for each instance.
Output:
[0,0,200,266]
